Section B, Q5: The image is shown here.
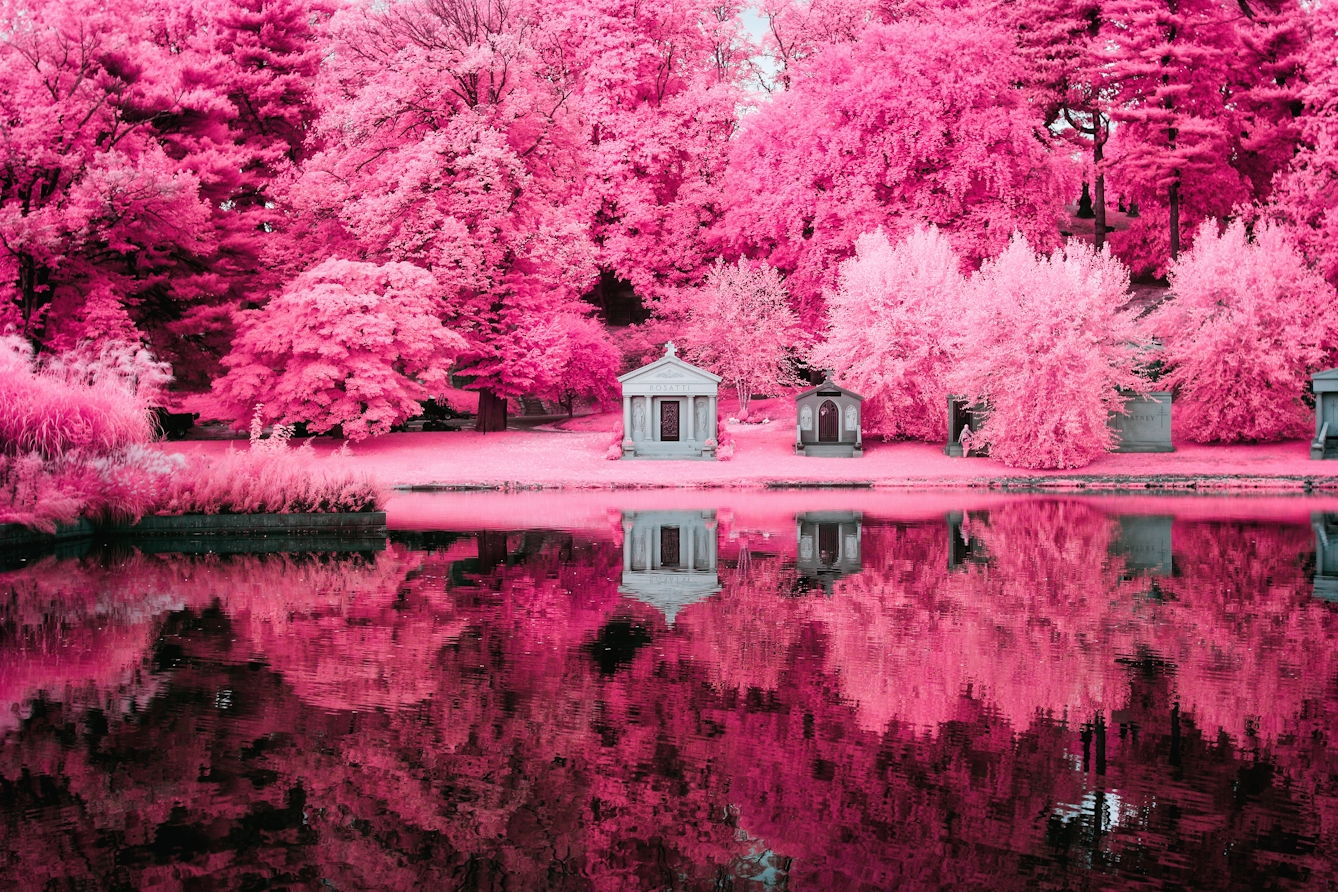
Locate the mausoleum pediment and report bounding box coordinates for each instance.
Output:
[618,342,722,386]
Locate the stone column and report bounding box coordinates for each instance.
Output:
[685,524,695,571]
[708,396,717,439]
[622,396,631,442]
[622,517,632,571]
[685,396,695,443]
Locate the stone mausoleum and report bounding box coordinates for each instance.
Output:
[795,374,863,457]
[619,343,720,460]
[1312,369,1338,459]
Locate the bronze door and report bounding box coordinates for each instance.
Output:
[818,400,839,442]
[660,400,680,441]
[660,526,680,567]
[818,523,839,565]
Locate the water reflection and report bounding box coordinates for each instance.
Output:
[620,509,720,623]
[0,497,1335,890]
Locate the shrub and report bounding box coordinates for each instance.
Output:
[948,236,1144,469]
[1146,219,1338,442]
[214,258,468,441]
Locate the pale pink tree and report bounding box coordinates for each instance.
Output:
[675,259,807,418]
[948,236,1144,469]
[717,17,1072,322]
[213,259,467,440]
[1145,219,1338,443]
[814,226,966,442]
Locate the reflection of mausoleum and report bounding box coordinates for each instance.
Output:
[620,510,721,622]
[1313,513,1338,600]
[795,511,862,592]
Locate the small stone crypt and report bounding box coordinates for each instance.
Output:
[795,373,864,457]
[1312,368,1338,459]
[619,343,721,460]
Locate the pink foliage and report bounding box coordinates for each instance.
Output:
[1272,0,1338,288]
[282,0,605,406]
[214,259,467,440]
[948,236,1144,469]
[0,0,328,387]
[814,226,965,442]
[0,337,155,459]
[531,313,623,415]
[718,16,1071,321]
[672,259,807,415]
[1146,219,1338,443]
[552,0,747,303]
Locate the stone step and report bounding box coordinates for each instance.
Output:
[802,444,859,458]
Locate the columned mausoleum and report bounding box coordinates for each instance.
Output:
[618,343,721,460]
[620,510,721,622]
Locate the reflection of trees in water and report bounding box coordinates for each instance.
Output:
[0,509,1336,889]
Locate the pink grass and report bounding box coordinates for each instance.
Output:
[153,446,385,516]
[0,347,154,459]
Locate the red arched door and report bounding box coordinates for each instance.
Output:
[818,400,839,442]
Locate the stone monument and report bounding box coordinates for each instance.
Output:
[795,373,863,457]
[944,397,989,457]
[1311,369,1338,459]
[1109,391,1173,453]
[618,343,721,460]
[619,510,721,622]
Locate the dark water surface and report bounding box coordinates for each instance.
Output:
[3,493,1338,890]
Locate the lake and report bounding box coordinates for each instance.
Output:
[2,491,1336,890]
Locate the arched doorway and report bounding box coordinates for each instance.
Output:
[818,399,839,442]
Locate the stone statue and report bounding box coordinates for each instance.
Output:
[695,399,707,439]
[633,400,645,436]
[845,404,858,432]
[800,405,813,431]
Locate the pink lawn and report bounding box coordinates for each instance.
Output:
[163,406,1338,492]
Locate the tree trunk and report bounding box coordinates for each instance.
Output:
[1168,180,1181,260]
[475,388,508,433]
[1093,140,1107,252]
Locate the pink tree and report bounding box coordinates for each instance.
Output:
[1145,219,1338,443]
[717,17,1072,322]
[0,0,328,391]
[277,0,616,432]
[0,0,213,343]
[547,0,748,306]
[948,236,1144,469]
[1100,0,1275,262]
[673,259,806,418]
[1272,0,1338,288]
[813,226,966,442]
[531,312,623,415]
[213,259,467,440]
